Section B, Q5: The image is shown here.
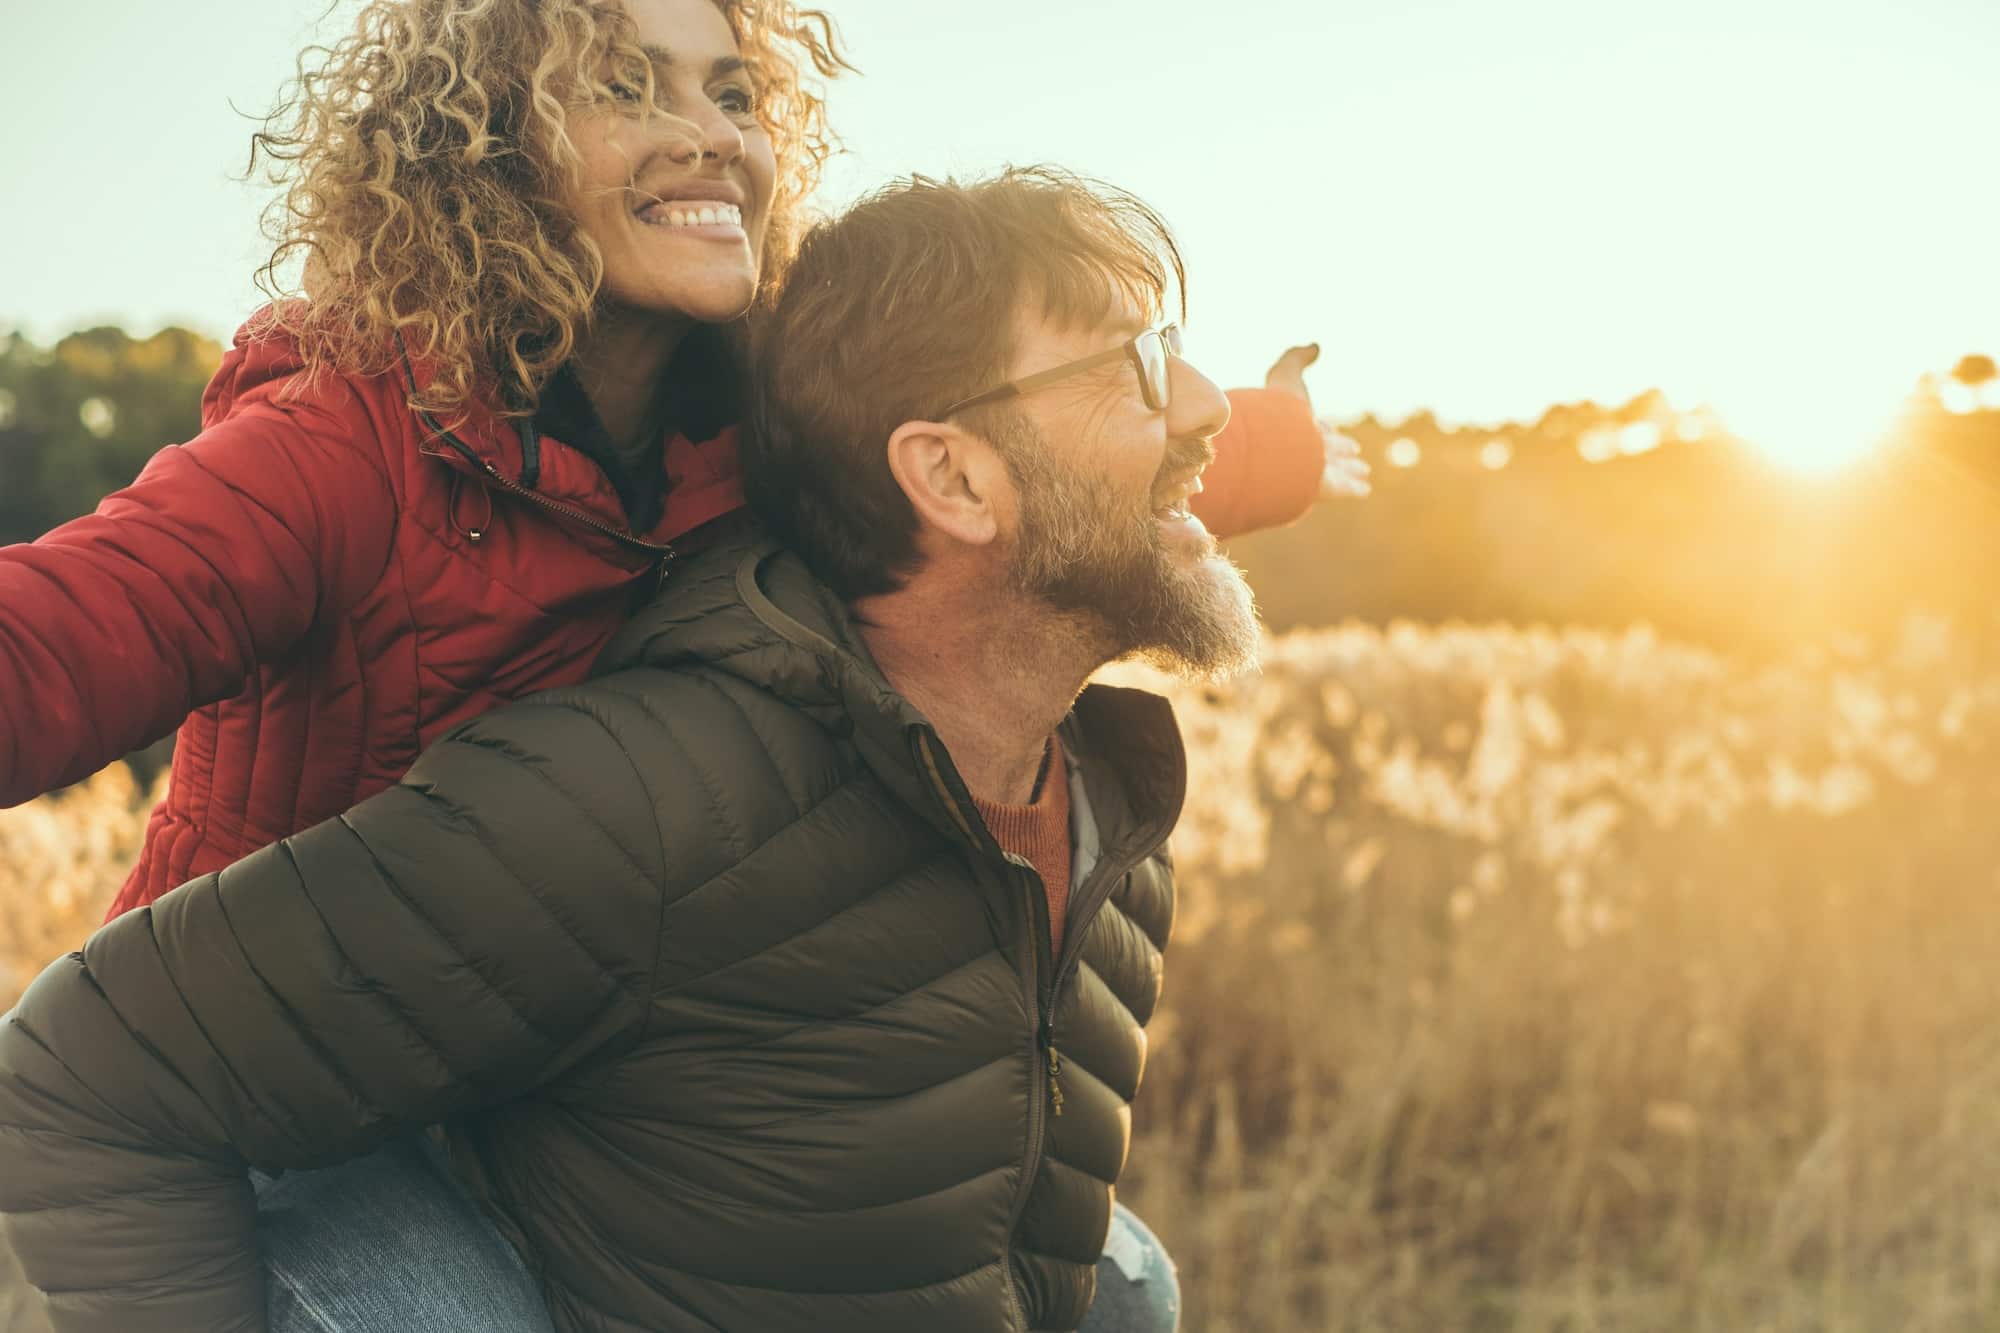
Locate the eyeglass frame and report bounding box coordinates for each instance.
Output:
[938,324,1185,420]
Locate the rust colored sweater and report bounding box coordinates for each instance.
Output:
[972,738,1074,949]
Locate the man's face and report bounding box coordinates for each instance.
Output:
[992,302,1260,679]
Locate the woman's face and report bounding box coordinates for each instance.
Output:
[566,0,778,327]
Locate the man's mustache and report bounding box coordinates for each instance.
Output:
[1158,436,1216,481]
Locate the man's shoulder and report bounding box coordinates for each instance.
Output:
[459,662,833,767]
[429,664,854,840]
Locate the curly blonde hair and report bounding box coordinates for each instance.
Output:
[249,0,845,422]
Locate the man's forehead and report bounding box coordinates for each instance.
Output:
[1009,297,1151,358]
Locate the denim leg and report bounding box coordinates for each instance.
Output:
[253,1133,555,1333]
[1078,1204,1181,1333]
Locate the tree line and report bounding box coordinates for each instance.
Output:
[5,324,1998,654]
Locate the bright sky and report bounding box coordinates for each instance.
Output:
[5,0,1997,432]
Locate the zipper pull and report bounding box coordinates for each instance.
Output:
[655,548,676,592]
[1040,1016,1064,1118]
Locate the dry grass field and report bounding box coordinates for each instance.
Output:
[7,619,2000,1331]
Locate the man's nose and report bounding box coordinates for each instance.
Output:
[1167,354,1231,442]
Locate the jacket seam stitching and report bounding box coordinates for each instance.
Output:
[207,849,394,1139]
[442,729,664,899]
[590,685,753,868]
[561,1108,1014,1211]
[648,783,869,998]
[723,950,995,1055]
[0,1014,201,1161]
[534,702,677,1046]
[680,672,811,814]
[333,800,574,1051]
[274,836,483,1103]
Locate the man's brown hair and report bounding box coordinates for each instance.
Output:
[742,165,1187,599]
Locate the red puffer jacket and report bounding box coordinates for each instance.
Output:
[0,312,1324,917]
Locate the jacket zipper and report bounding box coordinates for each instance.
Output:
[1032,840,1158,1138]
[915,733,1040,1332]
[1001,844,1157,1331]
[417,418,677,588]
[914,730,1166,1331]
[1046,842,1157,1039]
[1005,855,1050,1333]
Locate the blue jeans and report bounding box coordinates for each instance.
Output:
[254,1134,1180,1333]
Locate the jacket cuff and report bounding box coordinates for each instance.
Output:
[1197,389,1324,539]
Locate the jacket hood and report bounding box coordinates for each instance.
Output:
[197,308,560,514]
[198,308,314,429]
[201,306,740,549]
[196,306,517,457]
[597,526,1189,855]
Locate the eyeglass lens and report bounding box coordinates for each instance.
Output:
[1138,327,1181,410]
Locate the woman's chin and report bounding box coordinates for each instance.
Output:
[662,274,760,327]
[604,272,759,329]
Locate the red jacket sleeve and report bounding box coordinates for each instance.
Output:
[0,395,397,807]
[1194,388,1325,539]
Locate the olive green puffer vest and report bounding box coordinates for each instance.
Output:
[0,533,1186,1333]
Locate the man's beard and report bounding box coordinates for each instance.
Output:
[994,415,1260,680]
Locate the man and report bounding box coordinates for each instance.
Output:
[0,167,1261,1333]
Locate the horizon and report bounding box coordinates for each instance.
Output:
[5,0,1997,459]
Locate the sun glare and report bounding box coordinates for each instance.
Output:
[1714,386,1898,477]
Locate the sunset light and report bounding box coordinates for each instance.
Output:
[5,0,2000,1329]
[1716,383,1900,477]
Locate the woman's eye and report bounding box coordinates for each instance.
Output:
[715,85,758,116]
[607,81,643,104]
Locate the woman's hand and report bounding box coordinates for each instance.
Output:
[1264,344,1373,500]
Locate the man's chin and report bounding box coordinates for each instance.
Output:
[1008,497,1259,679]
[1154,507,1215,559]
[1128,554,1261,682]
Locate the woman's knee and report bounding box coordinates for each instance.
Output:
[255,1134,553,1333]
[1082,1203,1181,1333]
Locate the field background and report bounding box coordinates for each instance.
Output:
[7,0,1997,1318]
[11,609,2000,1331]
[7,331,2000,1329]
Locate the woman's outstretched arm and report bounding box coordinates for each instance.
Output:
[0,382,397,806]
[1199,345,1372,539]
[1200,386,1330,538]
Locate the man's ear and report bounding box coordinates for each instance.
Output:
[884,419,1009,550]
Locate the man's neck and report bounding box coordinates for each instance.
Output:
[855,566,1107,806]
[568,307,693,452]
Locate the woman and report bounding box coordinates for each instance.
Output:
[1,0,844,917]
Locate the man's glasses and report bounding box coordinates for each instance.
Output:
[940,325,1184,419]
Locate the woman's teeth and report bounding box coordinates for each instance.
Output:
[643,203,744,228]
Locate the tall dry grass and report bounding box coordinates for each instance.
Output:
[6,620,2000,1330]
[0,765,161,1005]
[1114,617,2000,1331]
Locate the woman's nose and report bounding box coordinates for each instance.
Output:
[665,92,745,167]
[1167,354,1231,443]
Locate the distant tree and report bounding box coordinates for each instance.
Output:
[1532,399,1604,449]
[1616,388,1671,421]
[1393,409,1442,445]
[0,326,221,544]
[1950,354,1997,387]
